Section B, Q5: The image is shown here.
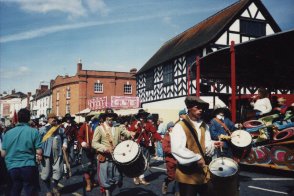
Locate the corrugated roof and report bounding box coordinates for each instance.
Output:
[137,0,280,74]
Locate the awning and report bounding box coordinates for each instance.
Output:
[75,108,91,116]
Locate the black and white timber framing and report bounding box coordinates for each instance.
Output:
[136,0,291,108]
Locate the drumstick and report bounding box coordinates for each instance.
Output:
[218,138,224,164]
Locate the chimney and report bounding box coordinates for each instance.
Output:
[36,89,40,95]
[130,68,137,74]
[27,92,31,109]
[40,85,48,92]
[77,59,82,73]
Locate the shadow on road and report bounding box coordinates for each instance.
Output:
[60,181,84,195]
[116,187,157,196]
[145,171,165,182]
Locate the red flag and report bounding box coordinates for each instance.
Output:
[13,110,18,124]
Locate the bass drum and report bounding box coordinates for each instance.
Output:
[209,157,239,196]
[112,140,147,178]
[231,130,252,159]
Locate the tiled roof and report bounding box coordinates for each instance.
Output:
[137,0,272,74]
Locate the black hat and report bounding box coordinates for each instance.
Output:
[100,108,118,121]
[136,109,150,119]
[212,107,231,118]
[62,113,75,122]
[185,96,209,110]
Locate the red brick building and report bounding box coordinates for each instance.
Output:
[51,61,137,117]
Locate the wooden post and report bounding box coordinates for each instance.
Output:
[196,56,200,97]
[230,41,236,122]
[187,65,190,96]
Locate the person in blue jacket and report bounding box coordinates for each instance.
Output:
[209,107,237,158]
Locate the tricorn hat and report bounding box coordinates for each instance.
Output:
[185,96,209,110]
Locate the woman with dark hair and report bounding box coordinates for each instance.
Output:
[250,88,272,117]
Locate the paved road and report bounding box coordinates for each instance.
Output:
[37,159,294,196]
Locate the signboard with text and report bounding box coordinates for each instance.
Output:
[111,96,140,109]
[2,103,10,116]
[87,96,107,110]
[88,96,140,110]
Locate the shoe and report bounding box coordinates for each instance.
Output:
[92,181,98,187]
[85,178,92,192]
[139,178,150,185]
[162,182,167,194]
[105,189,111,196]
[157,157,163,161]
[101,189,111,196]
[46,192,53,196]
[133,177,140,185]
[116,181,123,188]
[52,187,61,196]
[175,192,180,196]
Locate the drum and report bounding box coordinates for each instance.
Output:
[209,157,239,196]
[112,140,147,178]
[230,130,252,159]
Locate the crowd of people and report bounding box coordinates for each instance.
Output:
[0,88,293,196]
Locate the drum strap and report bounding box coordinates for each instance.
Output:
[182,119,208,164]
[214,118,231,135]
[101,123,114,150]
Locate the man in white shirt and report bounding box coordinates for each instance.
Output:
[170,96,223,196]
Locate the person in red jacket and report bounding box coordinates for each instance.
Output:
[162,121,179,196]
[128,110,162,185]
[77,115,96,192]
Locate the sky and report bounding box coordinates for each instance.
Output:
[0,0,294,94]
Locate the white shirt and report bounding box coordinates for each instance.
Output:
[252,97,272,115]
[170,117,214,165]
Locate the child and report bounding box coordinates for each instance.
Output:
[162,121,179,196]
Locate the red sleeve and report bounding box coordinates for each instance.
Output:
[145,122,157,133]
[77,123,86,145]
[129,121,138,132]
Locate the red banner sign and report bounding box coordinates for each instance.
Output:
[111,96,140,109]
[88,96,140,110]
[2,103,10,116]
[87,96,107,110]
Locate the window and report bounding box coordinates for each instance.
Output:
[145,70,154,90]
[94,82,103,93]
[66,102,70,114]
[56,92,59,101]
[163,64,174,85]
[66,89,71,99]
[124,84,132,94]
[240,19,265,37]
[56,106,59,116]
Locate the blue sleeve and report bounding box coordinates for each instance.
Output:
[227,119,236,131]
[1,134,7,150]
[209,120,219,140]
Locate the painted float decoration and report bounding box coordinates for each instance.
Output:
[239,111,294,171]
